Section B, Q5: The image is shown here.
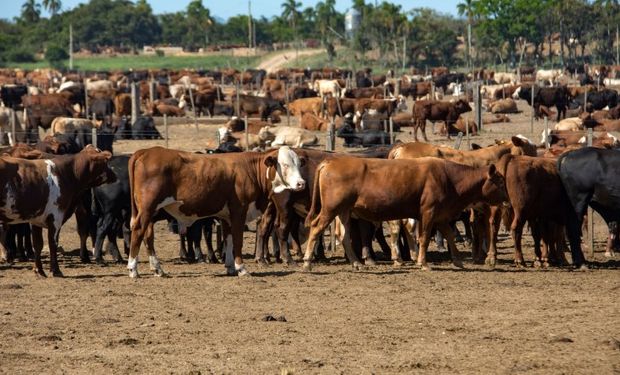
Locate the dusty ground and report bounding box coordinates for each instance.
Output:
[1,98,619,374]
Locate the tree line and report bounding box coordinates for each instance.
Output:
[1,0,618,69]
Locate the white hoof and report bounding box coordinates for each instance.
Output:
[129,269,139,278]
[302,261,312,272]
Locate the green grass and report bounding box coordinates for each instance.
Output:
[4,54,261,71]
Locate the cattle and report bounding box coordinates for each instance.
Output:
[90,97,115,120]
[488,98,518,114]
[554,117,583,132]
[289,87,318,101]
[494,72,518,84]
[92,155,131,264]
[0,85,28,109]
[558,148,620,268]
[493,154,572,267]
[433,73,466,92]
[258,125,318,148]
[287,97,324,118]
[535,69,565,85]
[217,127,265,151]
[225,117,270,134]
[114,93,132,117]
[126,146,306,277]
[353,97,407,121]
[149,102,185,117]
[312,79,343,98]
[514,86,568,121]
[337,116,391,147]
[409,81,433,99]
[391,112,414,129]
[302,157,507,271]
[344,87,389,99]
[232,94,284,121]
[181,87,223,117]
[130,116,162,140]
[23,94,77,143]
[572,89,619,112]
[412,99,472,141]
[0,146,116,276]
[300,113,330,131]
[440,116,478,136]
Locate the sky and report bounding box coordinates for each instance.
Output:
[1,0,459,21]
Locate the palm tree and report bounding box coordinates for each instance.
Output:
[457,0,476,68]
[42,0,61,16]
[281,0,301,34]
[21,0,41,23]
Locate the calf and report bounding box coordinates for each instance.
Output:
[0,146,115,276]
[258,125,318,148]
[303,157,507,270]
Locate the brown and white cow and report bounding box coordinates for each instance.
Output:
[0,146,115,277]
[127,146,306,278]
[302,157,507,271]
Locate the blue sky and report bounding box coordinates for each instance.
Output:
[1,1,459,21]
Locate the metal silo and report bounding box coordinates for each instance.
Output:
[345,8,361,39]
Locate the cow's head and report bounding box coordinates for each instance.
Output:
[481,164,508,205]
[258,126,276,142]
[455,99,472,113]
[264,146,306,193]
[73,145,116,187]
[510,135,537,156]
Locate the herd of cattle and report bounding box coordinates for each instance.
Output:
[0,63,619,278]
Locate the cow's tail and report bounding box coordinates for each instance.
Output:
[305,161,326,228]
[128,152,141,230]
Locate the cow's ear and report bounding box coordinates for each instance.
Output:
[470,143,482,150]
[487,164,497,178]
[264,155,277,167]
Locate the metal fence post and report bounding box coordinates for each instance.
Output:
[465,117,470,149]
[530,83,536,134]
[389,116,394,144]
[244,115,250,150]
[164,114,169,148]
[453,132,463,149]
[587,128,594,258]
[9,108,16,146]
[91,127,97,148]
[327,119,336,253]
[475,82,482,132]
[131,82,140,126]
[284,81,291,126]
[544,117,549,149]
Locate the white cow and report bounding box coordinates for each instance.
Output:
[85,79,114,92]
[494,72,517,84]
[535,69,565,86]
[554,117,583,131]
[312,79,342,98]
[258,125,318,148]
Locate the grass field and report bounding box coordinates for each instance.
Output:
[3,54,261,71]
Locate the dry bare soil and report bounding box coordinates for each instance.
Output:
[1,99,619,374]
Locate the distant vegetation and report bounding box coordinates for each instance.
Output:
[1,0,619,71]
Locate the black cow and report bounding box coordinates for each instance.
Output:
[571,89,619,112]
[558,147,620,268]
[433,73,467,92]
[290,87,318,101]
[0,85,28,109]
[90,98,115,120]
[92,155,131,263]
[517,86,568,121]
[337,120,391,147]
[131,116,162,140]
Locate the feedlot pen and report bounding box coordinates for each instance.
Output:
[1,98,619,374]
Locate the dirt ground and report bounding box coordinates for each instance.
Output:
[1,98,619,374]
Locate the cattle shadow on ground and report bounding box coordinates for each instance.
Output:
[250,270,296,277]
[585,259,620,270]
[65,273,127,279]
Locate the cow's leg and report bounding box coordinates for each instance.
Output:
[106,229,123,263]
[303,212,338,272]
[374,224,392,260]
[144,223,165,277]
[32,226,45,277]
[605,221,618,258]
[75,205,92,263]
[203,219,218,263]
[421,121,429,142]
[412,120,420,142]
[484,206,499,267]
[437,222,464,268]
[416,217,433,271]
[387,220,404,266]
[510,214,527,267]
[189,221,204,263]
[94,215,114,263]
[530,220,543,268]
[48,226,63,278]
[0,225,10,263]
[255,205,275,265]
[337,212,363,270]
[128,207,154,278]
[403,219,418,261]
[228,212,249,276]
[359,220,377,265]
[276,216,297,266]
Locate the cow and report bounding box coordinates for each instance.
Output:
[558,148,620,268]
[0,146,116,276]
[488,98,518,114]
[287,97,324,118]
[554,117,583,132]
[0,107,24,145]
[412,99,472,141]
[440,116,478,136]
[225,117,270,134]
[514,86,568,121]
[337,118,391,147]
[217,127,265,150]
[300,113,330,131]
[494,154,572,267]
[494,72,518,84]
[572,89,619,112]
[126,146,306,277]
[258,125,318,148]
[23,94,77,143]
[535,69,565,86]
[433,73,466,92]
[353,97,407,121]
[130,116,162,140]
[90,97,115,120]
[0,85,28,109]
[149,102,185,117]
[114,93,132,117]
[49,117,115,153]
[85,79,114,92]
[312,79,343,98]
[302,157,507,271]
[232,94,284,121]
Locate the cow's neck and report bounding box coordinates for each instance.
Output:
[467,144,510,164]
[447,163,488,204]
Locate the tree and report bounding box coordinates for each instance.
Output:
[281,0,301,38]
[186,0,213,49]
[21,0,41,23]
[42,0,61,16]
[457,0,478,67]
